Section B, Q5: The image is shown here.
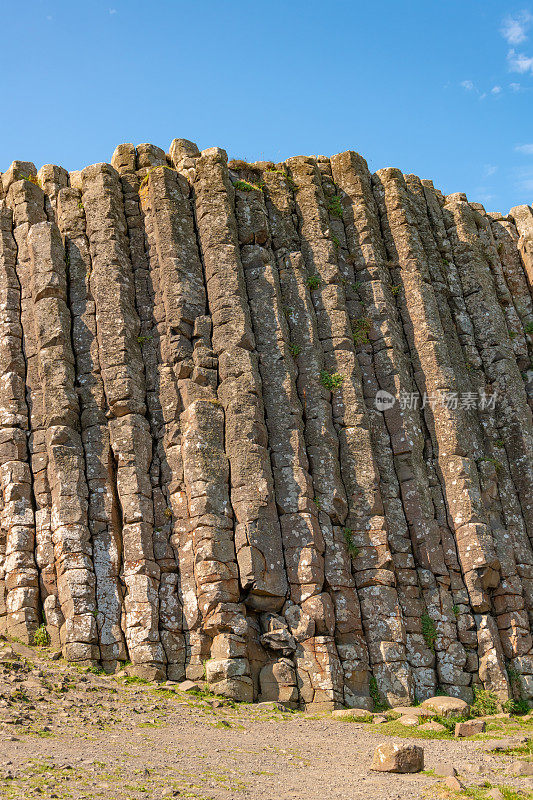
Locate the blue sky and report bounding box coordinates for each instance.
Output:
[1,0,532,212]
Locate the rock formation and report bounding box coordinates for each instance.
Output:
[0,140,532,711]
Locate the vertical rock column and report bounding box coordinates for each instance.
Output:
[142,162,253,698]
[510,205,533,292]
[489,214,533,366]
[422,181,533,700]
[5,173,64,647]
[0,202,39,642]
[287,155,412,706]
[28,220,99,662]
[443,198,533,698]
[38,165,68,222]
[261,164,371,709]
[373,171,501,608]
[462,204,533,694]
[113,145,188,680]
[443,199,533,542]
[408,176,517,699]
[148,143,212,679]
[57,187,127,671]
[232,173,344,709]
[81,163,164,677]
[474,208,530,375]
[373,170,510,698]
[193,149,287,613]
[330,152,447,701]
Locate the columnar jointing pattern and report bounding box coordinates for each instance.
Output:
[0,144,532,711]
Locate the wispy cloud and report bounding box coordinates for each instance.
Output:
[516,143,533,154]
[460,80,475,91]
[491,85,502,94]
[109,8,117,14]
[510,82,522,91]
[508,48,533,73]
[475,188,496,205]
[501,11,532,45]
[484,164,498,176]
[516,167,533,192]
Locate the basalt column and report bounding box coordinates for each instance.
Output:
[0,141,531,709]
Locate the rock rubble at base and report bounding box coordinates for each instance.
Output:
[0,141,532,710]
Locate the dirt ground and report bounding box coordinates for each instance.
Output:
[1,641,533,800]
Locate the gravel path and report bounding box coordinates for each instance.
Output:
[1,642,533,800]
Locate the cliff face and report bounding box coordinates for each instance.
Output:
[0,140,532,711]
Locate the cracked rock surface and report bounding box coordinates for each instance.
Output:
[0,142,532,712]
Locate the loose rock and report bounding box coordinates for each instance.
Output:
[370,743,424,773]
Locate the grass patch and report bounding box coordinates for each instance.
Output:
[352,317,371,345]
[20,173,42,188]
[306,274,321,290]
[343,527,360,557]
[32,624,50,647]
[319,370,344,392]
[214,719,232,730]
[491,737,533,758]
[379,719,451,740]
[234,179,263,192]
[470,686,500,717]
[121,675,149,685]
[369,675,388,712]
[288,342,301,358]
[327,195,343,218]
[421,613,437,651]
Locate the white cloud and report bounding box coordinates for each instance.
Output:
[514,166,533,192]
[501,11,532,45]
[518,176,533,191]
[475,188,496,205]
[510,82,522,91]
[460,80,475,91]
[484,164,498,176]
[516,143,533,154]
[491,85,502,94]
[507,48,533,73]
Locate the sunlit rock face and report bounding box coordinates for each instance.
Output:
[0,141,532,710]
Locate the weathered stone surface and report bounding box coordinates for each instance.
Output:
[421,696,469,717]
[331,708,373,719]
[397,715,419,726]
[370,742,424,773]
[0,143,532,709]
[433,763,457,777]
[419,721,446,732]
[455,719,485,737]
